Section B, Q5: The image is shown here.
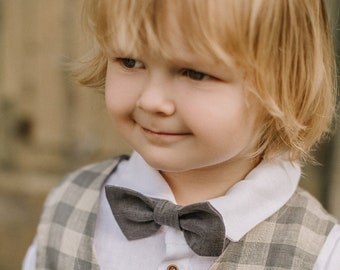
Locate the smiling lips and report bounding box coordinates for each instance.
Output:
[132,115,192,141]
[140,127,191,144]
[142,127,190,136]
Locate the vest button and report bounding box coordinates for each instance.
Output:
[167,264,178,270]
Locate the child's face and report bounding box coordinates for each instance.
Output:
[105,45,262,173]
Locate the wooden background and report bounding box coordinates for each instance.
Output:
[0,1,339,269]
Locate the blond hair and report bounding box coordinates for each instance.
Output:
[78,0,337,162]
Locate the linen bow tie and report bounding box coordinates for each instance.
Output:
[105,185,227,257]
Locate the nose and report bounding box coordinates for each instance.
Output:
[136,76,176,116]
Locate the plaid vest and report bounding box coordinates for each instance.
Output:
[36,157,337,270]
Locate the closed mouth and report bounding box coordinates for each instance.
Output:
[142,127,191,136]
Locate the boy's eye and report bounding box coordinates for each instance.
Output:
[182,69,210,81]
[118,58,144,69]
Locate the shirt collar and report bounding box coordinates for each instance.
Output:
[110,152,176,201]
[110,151,300,242]
[209,158,300,241]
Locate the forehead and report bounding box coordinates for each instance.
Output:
[99,0,245,64]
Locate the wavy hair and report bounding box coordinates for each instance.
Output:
[77,0,337,162]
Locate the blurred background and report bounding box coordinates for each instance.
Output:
[0,1,339,269]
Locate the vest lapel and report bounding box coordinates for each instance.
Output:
[208,188,336,270]
[36,156,128,270]
[75,157,125,269]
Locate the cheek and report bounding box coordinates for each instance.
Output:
[105,77,138,118]
[180,92,259,148]
[105,86,121,118]
[180,94,246,129]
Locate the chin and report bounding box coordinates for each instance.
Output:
[140,154,186,172]
[143,156,211,174]
[144,160,182,172]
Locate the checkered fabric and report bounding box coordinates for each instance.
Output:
[35,156,337,270]
[210,188,337,270]
[36,156,126,270]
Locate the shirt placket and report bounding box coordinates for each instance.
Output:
[158,228,191,270]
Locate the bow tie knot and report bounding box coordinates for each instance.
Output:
[105,185,228,257]
[153,200,181,230]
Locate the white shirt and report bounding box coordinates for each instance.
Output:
[23,152,340,269]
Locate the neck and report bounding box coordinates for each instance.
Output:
[160,157,260,205]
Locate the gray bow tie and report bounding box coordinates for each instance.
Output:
[105,185,227,257]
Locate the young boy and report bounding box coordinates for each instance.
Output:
[24,0,339,269]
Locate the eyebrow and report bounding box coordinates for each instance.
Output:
[167,48,236,67]
[167,53,237,74]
